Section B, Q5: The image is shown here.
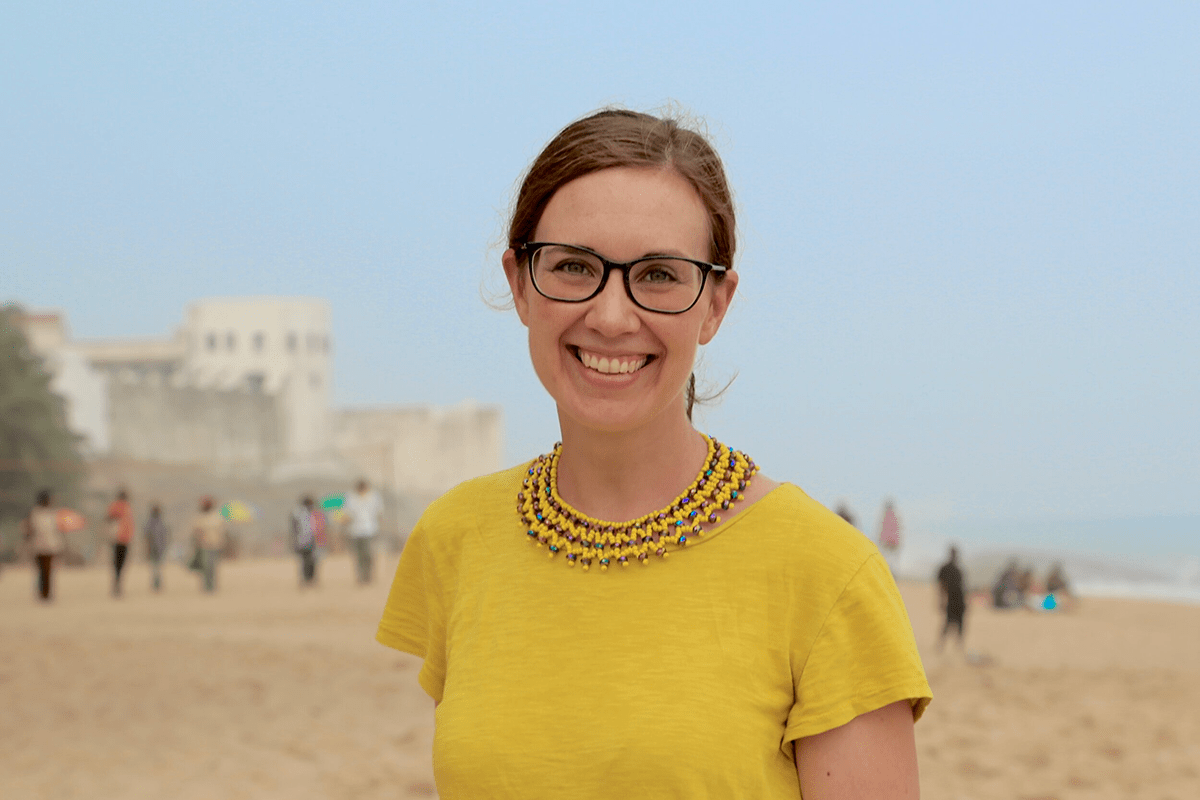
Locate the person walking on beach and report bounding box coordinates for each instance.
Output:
[144,504,170,592]
[377,108,930,798]
[936,546,967,653]
[878,498,901,572]
[106,488,135,597]
[190,496,226,593]
[21,489,65,602]
[290,495,320,588]
[344,478,383,584]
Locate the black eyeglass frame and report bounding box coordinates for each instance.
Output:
[517,241,729,315]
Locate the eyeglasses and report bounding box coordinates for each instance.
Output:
[518,242,728,314]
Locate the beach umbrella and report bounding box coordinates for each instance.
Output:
[320,494,344,510]
[56,508,87,532]
[220,501,256,522]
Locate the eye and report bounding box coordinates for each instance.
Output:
[633,260,684,284]
[552,258,599,277]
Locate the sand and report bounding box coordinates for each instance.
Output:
[2,555,1197,800]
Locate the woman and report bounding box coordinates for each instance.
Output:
[23,488,65,602]
[377,109,931,798]
[106,488,135,597]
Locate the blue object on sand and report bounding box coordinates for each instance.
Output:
[1042,593,1057,611]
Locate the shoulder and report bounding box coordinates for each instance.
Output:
[412,462,529,542]
[752,484,879,560]
[734,483,883,588]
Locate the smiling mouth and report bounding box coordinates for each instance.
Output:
[570,347,653,375]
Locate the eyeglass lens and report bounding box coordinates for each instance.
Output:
[530,245,704,312]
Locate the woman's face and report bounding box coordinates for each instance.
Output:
[503,166,737,435]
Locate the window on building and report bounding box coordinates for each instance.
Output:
[246,373,266,393]
[287,332,297,353]
[206,333,217,351]
[253,332,265,353]
[226,331,236,351]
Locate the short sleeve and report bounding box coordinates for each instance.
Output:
[784,552,931,743]
[376,522,449,702]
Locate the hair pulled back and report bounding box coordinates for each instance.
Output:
[507,109,737,420]
[507,108,736,268]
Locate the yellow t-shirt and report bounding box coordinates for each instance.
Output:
[378,465,931,799]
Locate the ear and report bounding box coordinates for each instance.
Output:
[698,270,738,345]
[502,248,531,327]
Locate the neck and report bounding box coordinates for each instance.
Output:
[553,407,708,522]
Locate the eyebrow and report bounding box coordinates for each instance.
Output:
[566,243,698,261]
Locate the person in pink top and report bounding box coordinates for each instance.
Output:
[106,488,135,597]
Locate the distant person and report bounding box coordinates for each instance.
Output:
[290,495,320,588]
[344,479,383,584]
[1045,562,1069,596]
[878,499,901,571]
[21,489,65,602]
[1043,562,1072,610]
[144,504,170,592]
[106,488,135,597]
[936,546,967,652]
[834,502,856,528]
[992,559,1021,609]
[190,496,226,593]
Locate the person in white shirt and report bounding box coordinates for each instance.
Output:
[344,479,383,584]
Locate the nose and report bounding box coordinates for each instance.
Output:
[583,269,641,337]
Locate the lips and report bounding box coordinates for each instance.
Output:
[571,346,652,375]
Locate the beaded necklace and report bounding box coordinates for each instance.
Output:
[517,434,757,571]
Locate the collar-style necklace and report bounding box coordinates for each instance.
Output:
[517,434,757,571]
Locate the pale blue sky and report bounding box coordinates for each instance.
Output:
[4,2,1197,560]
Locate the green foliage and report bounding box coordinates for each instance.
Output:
[0,304,85,551]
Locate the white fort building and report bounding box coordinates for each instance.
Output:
[16,297,501,497]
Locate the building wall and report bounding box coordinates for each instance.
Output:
[52,347,111,454]
[184,297,331,460]
[107,378,283,474]
[335,402,503,497]
[16,299,501,492]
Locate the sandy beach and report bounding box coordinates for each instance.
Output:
[2,554,1197,800]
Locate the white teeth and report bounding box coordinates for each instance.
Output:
[579,350,647,375]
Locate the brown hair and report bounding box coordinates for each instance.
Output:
[507,108,737,418]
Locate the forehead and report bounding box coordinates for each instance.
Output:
[533,167,710,260]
